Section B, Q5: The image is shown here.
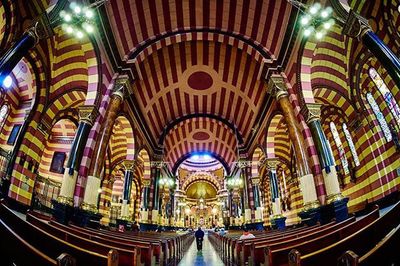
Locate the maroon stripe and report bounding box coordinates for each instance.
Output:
[189,0,196,28]
[191,41,197,65]
[135,0,149,40]
[174,88,183,116]
[270,0,287,54]
[261,0,275,45]
[121,0,138,48]
[179,42,187,71]
[239,0,250,34]
[227,0,237,32]
[162,1,172,30]
[203,0,210,27]
[175,0,184,29]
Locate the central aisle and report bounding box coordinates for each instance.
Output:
[178,234,225,266]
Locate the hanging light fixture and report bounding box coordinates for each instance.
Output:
[287,0,337,40]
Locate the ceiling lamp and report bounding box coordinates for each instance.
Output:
[2,75,12,88]
[288,0,335,40]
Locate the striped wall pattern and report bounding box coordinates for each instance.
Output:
[311,27,350,98]
[109,115,135,168]
[106,0,291,61]
[73,62,113,206]
[50,28,99,105]
[0,0,16,52]
[383,0,400,48]
[8,50,48,206]
[138,149,151,182]
[134,40,267,146]
[266,115,282,158]
[164,117,238,170]
[181,172,221,192]
[38,119,76,183]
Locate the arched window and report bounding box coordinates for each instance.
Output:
[369,67,400,127]
[330,122,349,175]
[342,123,360,167]
[366,92,392,142]
[0,104,9,131]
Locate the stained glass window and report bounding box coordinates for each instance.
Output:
[342,123,360,167]
[330,122,349,175]
[369,67,400,127]
[0,104,9,131]
[366,92,392,142]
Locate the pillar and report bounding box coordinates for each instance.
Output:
[343,10,400,91]
[151,166,161,223]
[0,14,53,85]
[120,160,135,220]
[140,179,150,223]
[82,78,126,212]
[251,176,263,221]
[267,75,319,210]
[57,105,98,205]
[302,103,343,204]
[241,165,252,223]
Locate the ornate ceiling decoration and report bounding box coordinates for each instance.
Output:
[186,181,217,200]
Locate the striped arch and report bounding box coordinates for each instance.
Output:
[109,115,135,168]
[137,149,151,181]
[181,172,221,193]
[0,0,16,51]
[49,27,100,106]
[313,87,356,118]
[266,113,290,162]
[251,147,265,179]
[133,31,269,68]
[40,89,86,128]
[38,118,77,183]
[8,49,48,205]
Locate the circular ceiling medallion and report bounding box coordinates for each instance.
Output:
[192,131,210,141]
[187,71,213,90]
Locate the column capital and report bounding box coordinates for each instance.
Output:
[26,12,54,44]
[267,75,288,100]
[301,103,322,124]
[113,76,133,101]
[142,179,151,187]
[78,105,98,126]
[265,158,280,171]
[251,177,261,186]
[342,10,371,40]
[123,160,136,171]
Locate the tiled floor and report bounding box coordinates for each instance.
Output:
[178,235,225,266]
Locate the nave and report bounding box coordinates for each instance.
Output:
[178,234,224,266]
[1,0,400,265]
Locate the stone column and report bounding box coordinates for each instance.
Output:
[267,159,282,216]
[82,78,126,212]
[251,176,263,221]
[241,166,252,223]
[151,166,161,223]
[302,103,343,204]
[120,160,135,220]
[343,10,400,91]
[0,13,53,85]
[58,105,98,205]
[140,179,151,223]
[268,75,319,210]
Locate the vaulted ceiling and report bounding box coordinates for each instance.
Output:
[99,0,296,169]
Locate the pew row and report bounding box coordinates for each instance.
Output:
[289,202,400,266]
[0,202,119,266]
[0,218,76,266]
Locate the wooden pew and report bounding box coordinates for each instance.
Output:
[0,218,76,266]
[24,213,139,266]
[0,203,118,266]
[337,222,400,266]
[289,202,400,266]
[254,206,380,266]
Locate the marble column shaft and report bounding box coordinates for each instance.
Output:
[268,75,319,209]
[58,105,97,205]
[83,84,125,211]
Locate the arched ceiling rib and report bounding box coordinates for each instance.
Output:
[164,117,237,172]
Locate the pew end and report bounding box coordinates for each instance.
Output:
[56,253,76,266]
[288,249,301,266]
[337,250,359,266]
[107,249,119,266]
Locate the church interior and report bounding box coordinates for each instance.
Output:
[1,0,400,265]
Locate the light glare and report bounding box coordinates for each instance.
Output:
[76,31,84,39]
[3,75,12,88]
[300,16,309,25]
[64,13,72,22]
[74,6,81,14]
[85,9,94,19]
[66,26,73,33]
